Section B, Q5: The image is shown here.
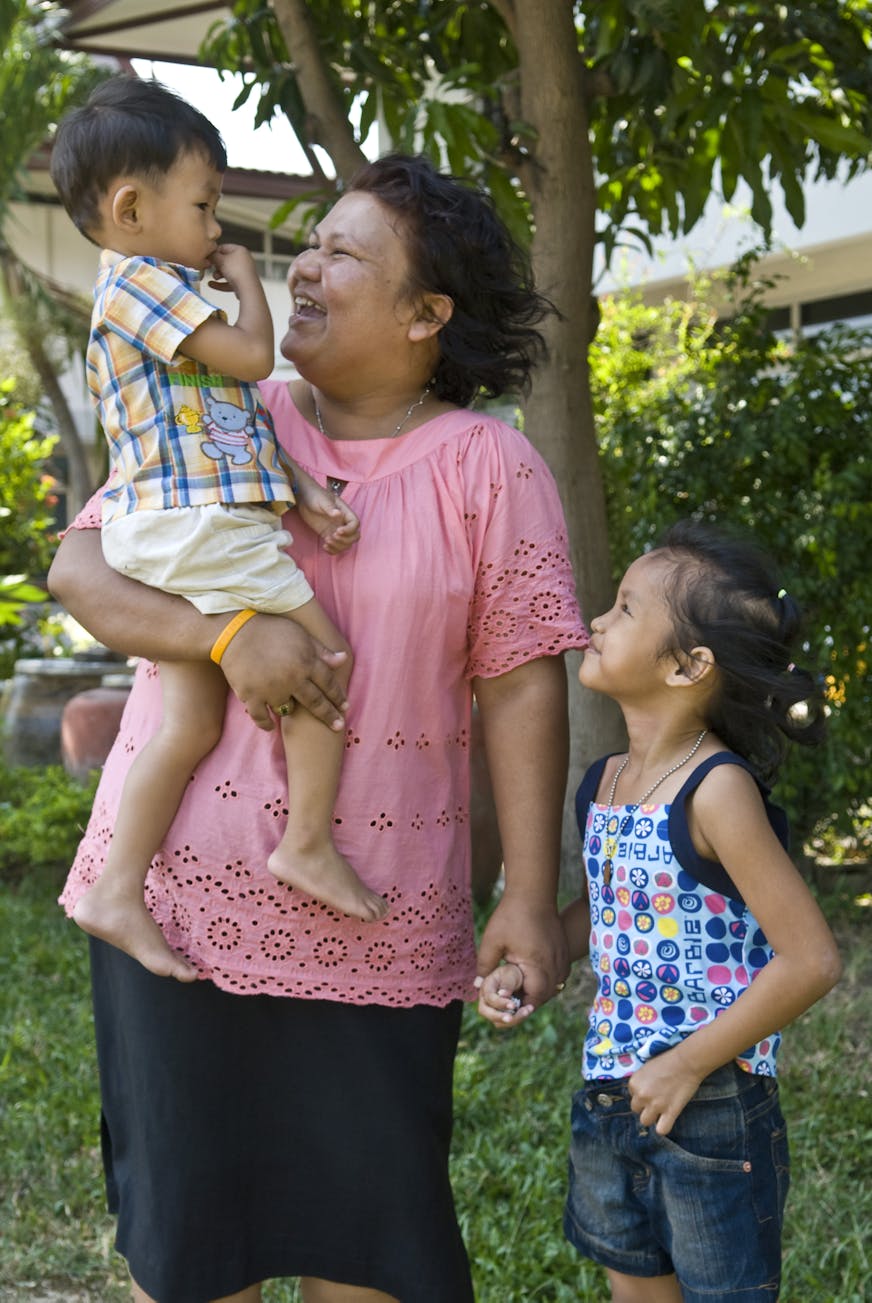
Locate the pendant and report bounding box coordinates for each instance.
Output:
[603,858,613,887]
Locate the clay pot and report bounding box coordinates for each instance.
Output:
[1,658,125,767]
[60,679,132,780]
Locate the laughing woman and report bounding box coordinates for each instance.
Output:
[49,153,588,1303]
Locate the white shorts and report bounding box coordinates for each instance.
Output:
[101,502,314,615]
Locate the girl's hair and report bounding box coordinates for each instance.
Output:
[655,519,824,783]
[50,75,227,240]
[348,153,553,406]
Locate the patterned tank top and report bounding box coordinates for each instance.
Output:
[575,753,790,1081]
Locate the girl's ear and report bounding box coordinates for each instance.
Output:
[667,645,715,686]
[110,184,141,232]
[407,293,454,342]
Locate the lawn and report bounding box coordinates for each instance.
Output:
[1,865,869,1303]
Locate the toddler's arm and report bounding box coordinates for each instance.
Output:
[288,461,361,555]
[180,244,274,381]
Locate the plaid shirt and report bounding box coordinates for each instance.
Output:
[89,252,293,522]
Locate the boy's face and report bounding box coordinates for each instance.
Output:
[102,147,223,272]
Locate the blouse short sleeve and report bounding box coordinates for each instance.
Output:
[462,417,588,678]
[64,487,106,533]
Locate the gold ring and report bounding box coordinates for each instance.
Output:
[275,701,293,717]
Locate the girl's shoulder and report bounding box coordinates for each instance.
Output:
[670,752,790,899]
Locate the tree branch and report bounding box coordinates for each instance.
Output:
[271,0,367,183]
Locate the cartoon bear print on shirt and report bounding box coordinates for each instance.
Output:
[199,393,255,465]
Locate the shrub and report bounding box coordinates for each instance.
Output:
[0,761,97,883]
[591,266,872,849]
[0,379,60,676]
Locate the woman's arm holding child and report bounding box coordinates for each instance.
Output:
[48,528,350,730]
[628,763,842,1137]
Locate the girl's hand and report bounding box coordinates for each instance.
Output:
[475,962,534,1027]
[628,1052,705,1137]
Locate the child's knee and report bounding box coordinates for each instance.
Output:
[157,705,224,763]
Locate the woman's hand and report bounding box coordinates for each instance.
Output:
[477,893,569,1011]
[219,613,349,731]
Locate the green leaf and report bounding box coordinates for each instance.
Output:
[789,106,872,158]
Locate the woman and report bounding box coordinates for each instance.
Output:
[49,154,588,1303]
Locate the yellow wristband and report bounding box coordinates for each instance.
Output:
[209,608,257,665]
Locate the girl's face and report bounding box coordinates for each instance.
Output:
[281,190,423,382]
[580,552,677,699]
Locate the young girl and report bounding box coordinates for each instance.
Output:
[477,519,842,1303]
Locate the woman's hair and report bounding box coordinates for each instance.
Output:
[654,519,824,783]
[348,153,553,406]
[50,75,227,240]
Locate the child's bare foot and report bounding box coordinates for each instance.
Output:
[72,879,198,981]
[267,840,388,922]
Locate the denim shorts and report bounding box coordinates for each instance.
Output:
[564,1061,790,1302]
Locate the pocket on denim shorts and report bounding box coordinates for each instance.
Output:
[654,1089,751,1171]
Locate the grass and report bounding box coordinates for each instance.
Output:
[1,866,870,1303]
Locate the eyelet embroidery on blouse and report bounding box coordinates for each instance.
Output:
[65,816,479,1002]
[61,414,585,1006]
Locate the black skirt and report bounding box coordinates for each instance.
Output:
[90,939,473,1303]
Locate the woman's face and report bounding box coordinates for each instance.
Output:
[281,190,422,381]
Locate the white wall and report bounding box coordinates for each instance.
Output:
[596,168,872,320]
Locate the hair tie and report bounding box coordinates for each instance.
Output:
[777,588,787,600]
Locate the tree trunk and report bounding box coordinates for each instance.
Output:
[513,0,625,880]
[271,0,368,181]
[27,331,96,514]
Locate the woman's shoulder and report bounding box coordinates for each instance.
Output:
[451,407,549,466]
[260,377,296,412]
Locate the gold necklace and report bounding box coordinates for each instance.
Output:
[601,729,708,887]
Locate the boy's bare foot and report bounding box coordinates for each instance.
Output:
[72,879,198,981]
[267,840,388,922]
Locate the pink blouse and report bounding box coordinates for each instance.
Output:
[59,387,588,1005]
